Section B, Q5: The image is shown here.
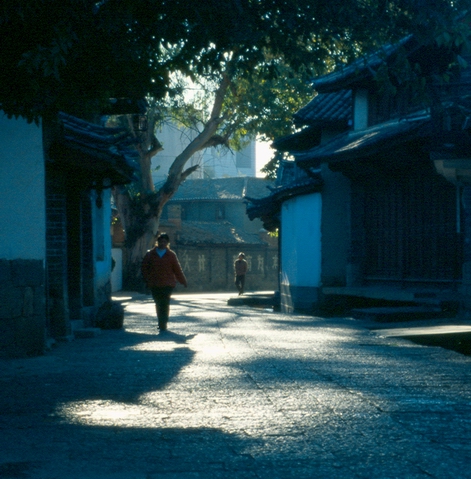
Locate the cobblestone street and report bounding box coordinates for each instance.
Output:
[1,292,471,479]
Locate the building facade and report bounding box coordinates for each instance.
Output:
[0,112,138,357]
[158,177,278,293]
[248,36,471,314]
[152,123,257,183]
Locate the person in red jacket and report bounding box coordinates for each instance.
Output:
[141,233,188,331]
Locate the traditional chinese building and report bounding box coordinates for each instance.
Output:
[0,111,138,357]
[158,177,278,292]
[248,34,471,315]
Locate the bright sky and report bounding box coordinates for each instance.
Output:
[255,140,274,177]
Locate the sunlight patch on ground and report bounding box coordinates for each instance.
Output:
[55,394,243,429]
[193,344,229,357]
[55,394,277,430]
[56,400,149,427]
[121,341,185,352]
[122,302,154,315]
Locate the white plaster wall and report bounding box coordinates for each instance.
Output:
[0,114,45,260]
[111,248,123,292]
[93,189,113,296]
[281,193,322,287]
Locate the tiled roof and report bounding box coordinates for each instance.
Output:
[169,177,273,202]
[271,159,317,187]
[294,90,352,127]
[246,161,323,231]
[273,90,352,153]
[295,114,430,166]
[55,112,140,184]
[312,35,415,93]
[176,220,266,246]
[273,125,321,153]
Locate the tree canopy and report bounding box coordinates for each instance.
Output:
[4,0,467,289]
[1,0,467,122]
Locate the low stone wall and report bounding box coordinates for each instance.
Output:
[0,259,46,357]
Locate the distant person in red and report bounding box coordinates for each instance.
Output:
[142,233,187,332]
[234,252,248,295]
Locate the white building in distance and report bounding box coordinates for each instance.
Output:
[152,123,256,185]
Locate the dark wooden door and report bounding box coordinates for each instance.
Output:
[363,169,462,284]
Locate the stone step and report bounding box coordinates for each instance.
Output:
[375,323,471,356]
[351,306,446,322]
[227,293,275,307]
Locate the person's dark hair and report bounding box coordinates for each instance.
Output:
[157,233,170,242]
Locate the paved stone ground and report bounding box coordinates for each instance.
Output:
[1,292,471,479]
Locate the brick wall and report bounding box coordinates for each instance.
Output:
[46,191,70,338]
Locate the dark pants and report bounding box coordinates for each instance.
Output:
[151,286,174,330]
[235,275,245,294]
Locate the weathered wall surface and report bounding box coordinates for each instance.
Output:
[0,259,46,357]
[0,115,46,356]
[0,114,45,260]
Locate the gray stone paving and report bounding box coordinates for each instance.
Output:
[1,292,471,478]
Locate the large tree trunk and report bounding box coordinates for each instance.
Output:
[114,75,231,291]
[113,184,161,291]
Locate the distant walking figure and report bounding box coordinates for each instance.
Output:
[142,233,187,331]
[234,252,248,295]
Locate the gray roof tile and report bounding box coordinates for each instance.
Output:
[295,115,430,165]
[170,177,273,202]
[56,112,139,184]
[176,220,266,246]
[294,90,352,126]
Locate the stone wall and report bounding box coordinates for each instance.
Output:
[0,259,46,357]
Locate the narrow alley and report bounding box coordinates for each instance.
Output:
[1,292,471,479]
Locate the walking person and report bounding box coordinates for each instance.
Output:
[234,252,248,295]
[141,233,187,331]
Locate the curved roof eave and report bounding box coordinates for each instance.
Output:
[312,35,416,94]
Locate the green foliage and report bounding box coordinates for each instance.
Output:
[1,0,466,123]
[224,63,314,140]
[261,151,285,180]
[159,60,315,147]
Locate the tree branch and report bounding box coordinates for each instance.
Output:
[167,73,232,179]
[203,134,230,149]
[147,135,163,158]
[181,164,200,181]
